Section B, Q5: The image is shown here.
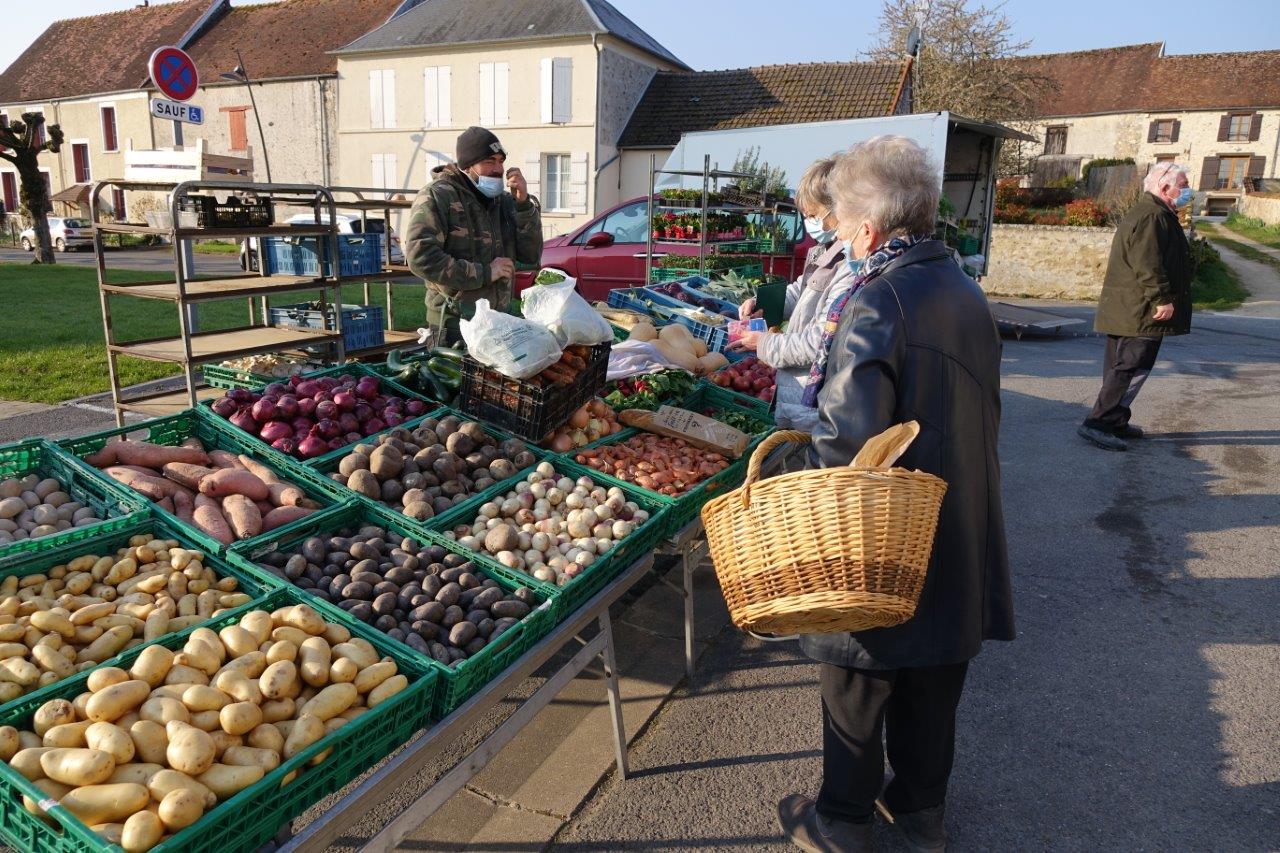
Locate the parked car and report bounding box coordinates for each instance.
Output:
[20,217,93,252]
[240,213,404,271]
[514,196,812,302]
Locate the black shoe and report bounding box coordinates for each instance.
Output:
[879,800,946,853]
[777,794,873,852]
[1078,425,1128,451]
[1113,423,1145,439]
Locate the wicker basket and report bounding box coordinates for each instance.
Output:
[702,423,947,635]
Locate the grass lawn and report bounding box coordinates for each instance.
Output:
[1198,222,1280,272]
[1190,252,1249,311]
[0,263,428,404]
[1222,212,1280,250]
[193,240,240,255]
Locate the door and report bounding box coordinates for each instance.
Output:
[0,172,16,216]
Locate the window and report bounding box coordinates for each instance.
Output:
[371,153,398,190]
[1,172,16,214]
[423,66,451,127]
[369,70,396,129]
[1154,154,1177,164]
[72,143,91,184]
[220,107,249,151]
[1227,113,1251,142]
[100,106,118,152]
[111,187,126,221]
[478,62,509,126]
[576,200,649,244]
[1217,156,1251,189]
[540,58,572,124]
[543,154,571,211]
[1044,126,1067,155]
[1,112,9,152]
[30,111,45,147]
[1153,119,1174,143]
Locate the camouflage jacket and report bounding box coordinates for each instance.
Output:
[406,164,543,328]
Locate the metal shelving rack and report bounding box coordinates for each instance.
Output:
[644,153,801,284]
[90,179,346,425]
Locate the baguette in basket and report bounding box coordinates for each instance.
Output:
[701,422,947,635]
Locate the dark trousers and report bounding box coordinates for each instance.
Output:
[817,661,969,824]
[1084,335,1163,431]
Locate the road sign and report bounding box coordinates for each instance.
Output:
[150,98,204,125]
[148,46,199,102]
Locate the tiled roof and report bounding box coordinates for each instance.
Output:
[618,61,911,148]
[186,0,405,83]
[1004,43,1280,116]
[337,0,688,70]
[0,0,214,103]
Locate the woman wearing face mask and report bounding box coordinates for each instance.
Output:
[728,157,852,431]
[776,136,1012,853]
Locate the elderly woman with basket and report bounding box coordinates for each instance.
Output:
[775,136,1014,852]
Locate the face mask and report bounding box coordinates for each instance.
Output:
[804,217,836,244]
[842,240,866,276]
[472,174,504,198]
[1174,187,1193,208]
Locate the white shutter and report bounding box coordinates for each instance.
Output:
[369,71,384,129]
[479,63,495,127]
[424,67,439,127]
[524,151,541,200]
[381,70,396,129]
[371,153,384,188]
[569,151,589,214]
[494,62,509,126]
[552,58,572,124]
[383,153,399,190]
[540,59,554,125]
[438,66,451,126]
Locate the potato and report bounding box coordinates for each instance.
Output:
[214,670,262,705]
[260,698,295,724]
[218,649,268,680]
[280,604,326,636]
[222,744,281,772]
[22,777,71,820]
[40,747,116,785]
[0,656,40,687]
[297,638,331,688]
[196,762,264,799]
[0,724,20,761]
[218,625,258,659]
[182,684,231,713]
[33,699,77,737]
[246,723,284,753]
[258,660,298,701]
[164,664,209,687]
[31,644,76,680]
[11,746,55,780]
[139,696,190,726]
[239,610,273,646]
[84,722,135,764]
[122,810,164,853]
[165,721,216,776]
[107,762,162,785]
[147,768,216,810]
[353,660,397,695]
[77,625,133,665]
[265,640,298,665]
[129,644,175,687]
[329,657,358,684]
[282,713,325,759]
[43,720,93,748]
[157,786,205,831]
[219,701,262,736]
[303,683,357,722]
[190,710,222,733]
[330,641,377,670]
[368,674,409,708]
[129,720,169,765]
[60,782,149,825]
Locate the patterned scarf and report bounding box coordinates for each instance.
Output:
[801,235,927,408]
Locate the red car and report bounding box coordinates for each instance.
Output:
[517,196,814,302]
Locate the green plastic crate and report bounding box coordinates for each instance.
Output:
[201,363,274,390]
[0,514,276,717]
[650,260,763,282]
[56,408,352,556]
[681,381,775,432]
[0,584,438,853]
[228,502,555,715]
[0,439,150,566]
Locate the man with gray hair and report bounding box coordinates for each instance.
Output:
[1078,161,1192,450]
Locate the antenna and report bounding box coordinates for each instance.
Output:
[906,25,921,58]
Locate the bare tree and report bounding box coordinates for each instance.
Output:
[0,112,64,263]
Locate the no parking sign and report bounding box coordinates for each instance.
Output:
[148,46,199,102]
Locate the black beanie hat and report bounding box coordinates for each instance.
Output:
[456,126,506,170]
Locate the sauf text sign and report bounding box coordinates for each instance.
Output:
[150,98,204,125]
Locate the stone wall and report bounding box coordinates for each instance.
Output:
[1239,193,1280,225]
[982,224,1116,300]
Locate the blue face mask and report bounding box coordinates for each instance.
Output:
[473,174,505,198]
[804,217,837,244]
[842,240,866,276]
[1174,187,1193,208]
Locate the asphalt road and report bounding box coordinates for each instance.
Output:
[554,306,1280,851]
[0,245,243,275]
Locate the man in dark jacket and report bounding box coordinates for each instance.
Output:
[405,126,543,343]
[1078,162,1192,451]
[778,137,1012,853]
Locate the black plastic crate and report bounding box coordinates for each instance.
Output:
[458,343,609,442]
[178,194,274,228]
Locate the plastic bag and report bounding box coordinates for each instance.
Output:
[521,275,614,346]
[460,299,563,379]
[606,340,686,381]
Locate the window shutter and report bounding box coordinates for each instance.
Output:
[569,151,589,214]
[540,59,554,124]
[384,153,399,190]
[369,71,384,129]
[1147,121,1158,143]
[1249,113,1263,142]
[382,71,396,129]
[371,153,384,188]
[438,66,451,126]
[102,107,117,151]
[479,63,495,127]
[424,67,439,127]
[494,63,509,126]
[1217,115,1230,142]
[1247,156,1266,180]
[1170,119,1180,143]
[523,151,541,200]
[552,58,572,124]
[1199,156,1220,191]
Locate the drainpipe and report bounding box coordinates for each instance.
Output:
[318,78,332,185]
[1271,113,1279,179]
[592,33,602,216]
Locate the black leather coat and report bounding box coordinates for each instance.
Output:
[800,240,1014,669]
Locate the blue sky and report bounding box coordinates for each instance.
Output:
[2,0,1277,74]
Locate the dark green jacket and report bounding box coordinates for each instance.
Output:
[1095,192,1191,337]
[406,164,542,332]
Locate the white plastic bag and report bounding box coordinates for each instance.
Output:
[521,275,614,346]
[460,299,563,379]
[606,340,685,381]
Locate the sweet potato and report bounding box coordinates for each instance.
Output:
[221,495,262,541]
[173,491,195,524]
[207,450,245,470]
[260,506,314,532]
[112,441,209,469]
[191,495,233,546]
[237,456,306,507]
[254,500,274,517]
[103,468,178,501]
[198,469,269,501]
[161,463,216,490]
[84,441,123,468]
[157,496,175,513]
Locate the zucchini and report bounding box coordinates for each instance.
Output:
[430,346,464,363]
[386,350,409,372]
[420,366,452,402]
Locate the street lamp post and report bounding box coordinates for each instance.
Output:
[220,49,272,183]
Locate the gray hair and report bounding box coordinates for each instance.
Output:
[795,156,838,215]
[830,136,940,239]
[1144,161,1189,195]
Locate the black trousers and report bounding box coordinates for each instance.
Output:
[1084,335,1162,431]
[817,661,969,824]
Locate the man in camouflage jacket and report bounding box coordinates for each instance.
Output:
[405,126,543,342]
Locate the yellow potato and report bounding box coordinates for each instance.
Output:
[107,762,162,785]
[60,782,149,825]
[148,685,188,702]
[87,666,130,693]
[147,768,216,810]
[0,681,24,703]
[11,746,54,780]
[22,777,71,821]
[353,660,396,695]
[213,670,261,705]
[222,744,280,772]
[265,640,298,665]
[259,698,295,724]
[129,644,175,687]
[190,710,221,732]
[218,625,257,659]
[217,650,267,680]
[328,657,358,684]
[157,786,205,831]
[258,660,297,701]
[330,641,377,670]
[31,644,76,680]
[195,762,264,799]
[297,638,331,689]
[165,721,215,776]
[0,656,41,687]
[239,610,273,646]
[269,626,309,647]
[43,720,93,748]
[246,723,284,754]
[282,714,325,760]
[278,604,325,636]
[303,683,357,722]
[18,729,43,750]
[208,729,241,758]
[139,696,191,726]
[321,621,351,646]
[29,610,74,638]
[40,747,116,786]
[33,699,77,737]
[368,674,409,708]
[219,701,262,737]
[77,625,133,665]
[164,664,209,687]
[0,724,19,761]
[85,722,135,764]
[86,679,150,723]
[121,809,163,853]
[129,720,168,765]
[181,684,231,713]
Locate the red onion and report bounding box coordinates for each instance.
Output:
[263,382,289,398]
[250,398,278,423]
[297,398,317,418]
[344,432,362,444]
[314,400,337,421]
[211,396,239,417]
[271,437,297,455]
[276,395,299,420]
[327,437,348,451]
[354,379,380,400]
[362,418,385,436]
[338,412,360,434]
[384,412,405,427]
[333,391,356,412]
[405,400,428,416]
[295,379,320,397]
[290,416,314,433]
[353,402,374,423]
[289,375,304,387]
[227,388,255,404]
[384,397,404,412]
[297,436,327,459]
[259,421,293,443]
[229,410,259,434]
[315,419,342,440]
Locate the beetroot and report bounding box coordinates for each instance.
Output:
[333,391,357,412]
[297,436,327,459]
[362,418,386,436]
[314,419,342,440]
[250,398,278,423]
[314,400,337,421]
[229,409,259,434]
[211,396,238,417]
[259,421,293,443]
